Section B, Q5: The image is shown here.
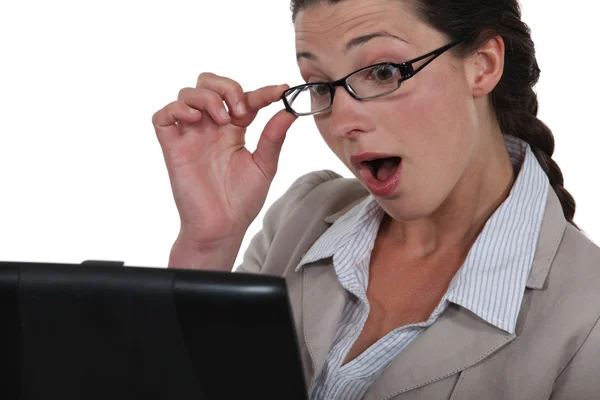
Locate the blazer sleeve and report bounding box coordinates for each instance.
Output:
[234,170,342,274]
[550,315,600,399]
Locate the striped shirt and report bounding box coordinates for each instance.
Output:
[296,135,550,400]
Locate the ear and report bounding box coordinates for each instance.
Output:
[466,35,505,98]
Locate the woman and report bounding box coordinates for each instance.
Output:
[152,0,600,398]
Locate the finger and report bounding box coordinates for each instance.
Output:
[178,87,232,125]
[252,109,298,180]
[196,72,247,119]
[245,84,289,114]
[152,101,203,148]
[230,84,290,129]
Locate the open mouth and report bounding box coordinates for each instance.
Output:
[362,156,402,182]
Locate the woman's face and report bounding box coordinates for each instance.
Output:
[294,0,484,221]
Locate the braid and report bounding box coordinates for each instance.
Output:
[490,27,577,225]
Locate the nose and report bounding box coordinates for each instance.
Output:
[328,87,372,139]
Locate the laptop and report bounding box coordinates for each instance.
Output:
[0,261,308,400]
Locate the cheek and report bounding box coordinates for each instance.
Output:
[407,71,476,159]
[314,118,332,146]
[387,70,478,200]
[314,117,345,160]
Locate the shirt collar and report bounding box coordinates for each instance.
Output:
[295,136,550,334]
[445,135,550,333]
[297,135,535,267]
[295,195,382,271]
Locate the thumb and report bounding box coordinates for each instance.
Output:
[252,109,297,180]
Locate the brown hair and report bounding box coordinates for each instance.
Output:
[291,0,577,225]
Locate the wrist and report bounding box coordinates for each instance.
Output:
[168,233,245,271]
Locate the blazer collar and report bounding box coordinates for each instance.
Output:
[525,186,567,289]
[363,304,517,399]
[323,196,366,224]
[301,260,518,399]
[301,257,348,391]
[300,186,568,397]
[365,188,567,398]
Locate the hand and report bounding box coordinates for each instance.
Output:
[152,72,297,252]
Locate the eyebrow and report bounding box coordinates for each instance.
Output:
[296,31,408,62]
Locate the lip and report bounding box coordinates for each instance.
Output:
[349,152,399,166]
[350,152,403,198]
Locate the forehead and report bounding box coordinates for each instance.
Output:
[294,0,421,51]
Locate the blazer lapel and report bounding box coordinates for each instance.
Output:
[525,187,567,289]
[364,188,568,399]
[364,304,516,400]
[301,258,349,390]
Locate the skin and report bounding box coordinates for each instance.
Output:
[155,0,515,322]
[153,76,297,270]
[153,0,518,363]
[294,0,518,362]
[295,0,514,259]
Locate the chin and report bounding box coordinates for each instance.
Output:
[376,194,438,222]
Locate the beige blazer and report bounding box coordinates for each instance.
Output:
[237,170,600,400]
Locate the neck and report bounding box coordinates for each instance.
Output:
[382,131,516,259]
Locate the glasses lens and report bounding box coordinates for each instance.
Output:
[284,83,331,115]
[347,64,402,98]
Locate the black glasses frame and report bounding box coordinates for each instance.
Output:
[281,39,464,117]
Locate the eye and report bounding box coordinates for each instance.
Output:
[368,64,400,82]
[310,83,330,97]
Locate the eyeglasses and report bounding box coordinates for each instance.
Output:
[281,40,464,117]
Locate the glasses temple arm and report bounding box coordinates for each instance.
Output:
[409,40,464,75]
[287,87,303,104]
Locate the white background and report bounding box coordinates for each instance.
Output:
[0,0,598,268]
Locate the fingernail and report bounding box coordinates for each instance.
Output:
[189,107,200,114]
[219,108,230,120]
[236,101,246,115]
